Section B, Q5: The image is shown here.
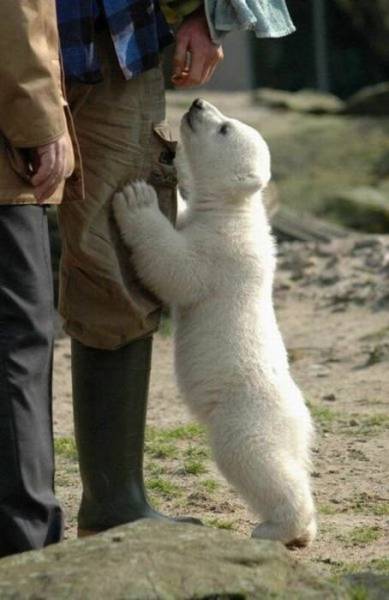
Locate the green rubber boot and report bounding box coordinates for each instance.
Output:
[71,336,201,535]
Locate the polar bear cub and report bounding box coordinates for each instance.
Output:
[113,99,317,547]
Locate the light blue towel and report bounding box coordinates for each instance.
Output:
[204,0,296,43]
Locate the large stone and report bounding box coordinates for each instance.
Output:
[0,520,338,599]
[0,516,388,598]
[344,82,389,116]
[344,573,389,600]
[319,187,389,233]
[254,88,344,115]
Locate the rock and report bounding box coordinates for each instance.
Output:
[254,88,344,115]
[272,208,348,243]
[318,269,340,286]
[363,342,389,367]
[322,394,336,402]
[319,187,389,233]
[343,572,389,600]
[344,82,389,116]
[0,520,343,600]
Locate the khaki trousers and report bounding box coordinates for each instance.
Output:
[58,32,177,350]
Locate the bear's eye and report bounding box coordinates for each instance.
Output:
[219,123,229,135]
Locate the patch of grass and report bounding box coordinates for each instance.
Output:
[308,403,338,430]
[147,423,206,444]
[183,460,207,476]
[325,561,363,576]
[184,445,209,459]
[146,476,181,498]
[145,438,179,460]
[350,493,389,517]
[368,558,389,574]
[342,414,389,435]
[338,526,382,546]
[167,423,207,440]
[147,462,166,477]
[145,424,207,462]
[158,313,173,337]
[201,479,219,493]
[54,437,78,461]
[319,504,338,515]
[319,557,389,578]
[206,517,235,530]
[346,586,370,600]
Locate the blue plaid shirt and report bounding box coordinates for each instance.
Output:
[56,0,174,83]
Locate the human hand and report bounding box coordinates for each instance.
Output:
[172,7,223,88]
[31,134,70,203]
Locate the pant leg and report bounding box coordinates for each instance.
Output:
[59,29,177,350]
[0,205,63,558]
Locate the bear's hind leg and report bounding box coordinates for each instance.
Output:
[252,513,317,548]
[207,400,316,548]
[250,467,317,548]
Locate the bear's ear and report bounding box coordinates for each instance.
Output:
[234,171,270,195]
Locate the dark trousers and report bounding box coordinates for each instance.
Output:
[0,205,63,558]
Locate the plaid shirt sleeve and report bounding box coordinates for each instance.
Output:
[56,0,174,82]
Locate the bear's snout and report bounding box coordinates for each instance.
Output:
[191,98,205,111]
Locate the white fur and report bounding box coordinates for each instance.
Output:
[113,100,317,547]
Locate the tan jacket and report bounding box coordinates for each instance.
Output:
[0,0,82,205]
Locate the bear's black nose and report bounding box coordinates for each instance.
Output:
[192,98,204,110]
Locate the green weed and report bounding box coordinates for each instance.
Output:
[346,586,369,600]
[308,404,338,430]
[159,313,173,337]
[184,445,209,459]
[147,476,181,498]
[319,504,338,515]
[145,438,179,460]
[183,460,207,476]
[54,437,78,461]
[350,493,389,516]
[368,557,389,574]
[147,423,206,443]
[201,479,219,493]
[338,526,382,546]
[206,517,235,530]
[342,414,389,435]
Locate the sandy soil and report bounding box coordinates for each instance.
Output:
[53,234,389,579]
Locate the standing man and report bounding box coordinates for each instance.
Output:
[0,1,78,557]
[56,0,295,537]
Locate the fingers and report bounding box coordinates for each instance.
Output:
[31,137,67,203]
[172,9,223,88]
[31,147,56,187]
[172,41,223,88]
[197,51,221,85]
[173,48,221,87]
[172,36,190,81]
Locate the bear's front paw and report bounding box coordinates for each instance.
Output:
[113,181,160,244]
[116,181,158,213]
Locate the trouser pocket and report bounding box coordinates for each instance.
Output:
[148,122,178,225]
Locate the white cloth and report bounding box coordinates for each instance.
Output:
[204,0,296,44]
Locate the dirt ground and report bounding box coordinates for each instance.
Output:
[53,233,389,581]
